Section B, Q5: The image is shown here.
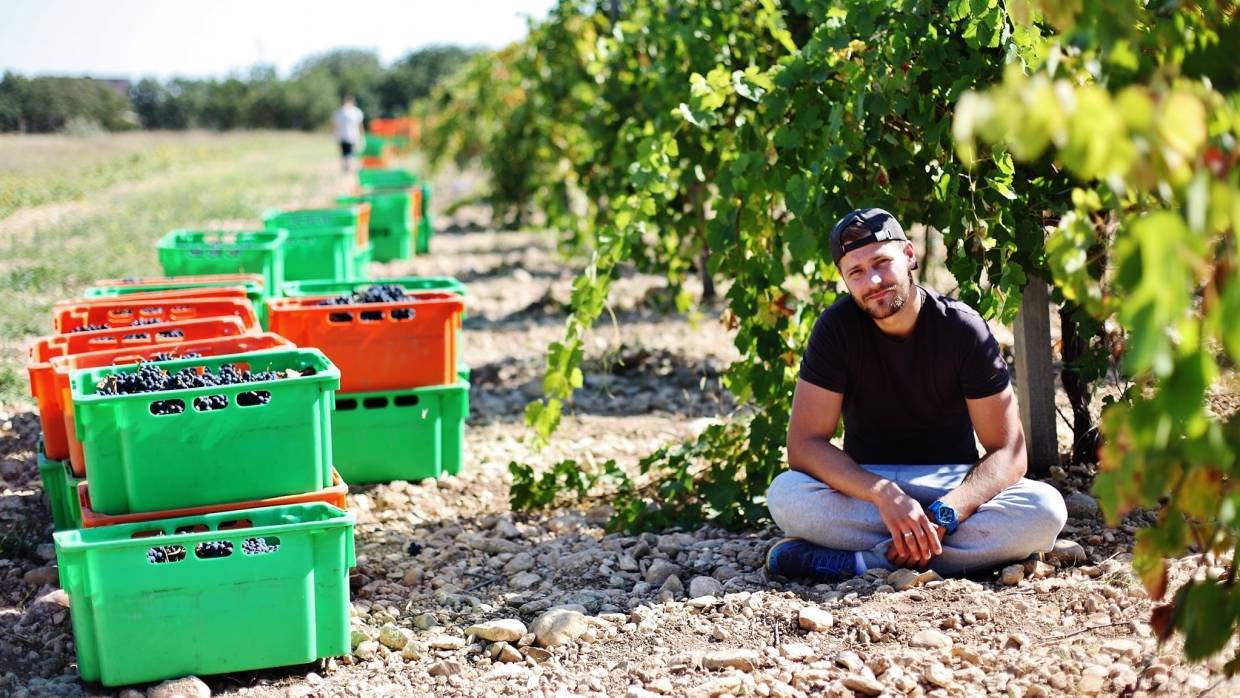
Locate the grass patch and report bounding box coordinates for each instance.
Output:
[0,131,332,221]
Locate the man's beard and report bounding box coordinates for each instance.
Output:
[859,268,915,320]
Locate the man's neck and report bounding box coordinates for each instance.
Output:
[873,285,923,339]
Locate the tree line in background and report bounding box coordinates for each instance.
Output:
[0,46,473,134]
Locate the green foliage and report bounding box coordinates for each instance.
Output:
[509,458,623,511]
[956,0,1239,667]
[0,73,133,132]
[429,0,1239,663]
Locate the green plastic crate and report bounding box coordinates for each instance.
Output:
[337,192,411,262]
[84,279,270,330]
[332,379,467,483]
[358,168,417,190]
[54,502,355,687]
[352,241,373,281]
[263,208,366,282]
[157,230,287,298]
[38,439,83,530]
[417,182,432,255]
[71,349,339,515]
[262,206,364,231]
[277,276,466,299]
[360,135,389,157]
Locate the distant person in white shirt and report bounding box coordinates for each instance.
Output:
[332,95,365,172]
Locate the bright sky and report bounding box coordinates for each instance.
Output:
[0,0,555,80]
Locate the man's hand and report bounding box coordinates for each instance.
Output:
[887,522,947,569]
[871,482,943,567]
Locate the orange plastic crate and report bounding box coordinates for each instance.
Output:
[77,468,347,528]
[53,297,259,334]
[87,273,265,291]
[28,318,250,460]
[51,332,295,476]
[55,286,252,312]
[267,292,465,392]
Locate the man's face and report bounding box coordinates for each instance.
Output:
[839,241,916,320]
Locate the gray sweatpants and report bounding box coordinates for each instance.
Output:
[766,464,1068,576]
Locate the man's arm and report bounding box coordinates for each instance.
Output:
[787,379,942,564]
[938,386,1028,522]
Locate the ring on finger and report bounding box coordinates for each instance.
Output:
[902,531,914,537]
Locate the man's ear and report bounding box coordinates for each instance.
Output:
[905,241,918,271]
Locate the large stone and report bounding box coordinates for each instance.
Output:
[999,564,1025,586]
[428,660,463,677]
[1066,493,1100,519]
[510,571,542,589]
[354,640,381,660]
[834,651,865,672]
[688,575,723,598]
[703,649,759,672]
[910,629,953,650]
[843,673,885,697]
[23,566,58,587]
[503,553,535,574]
[531,608,589,646]
[887,569,920,591]
[1101,639,1143,658]
[644,559,682,585]
[659,574,684,596]
[378,623,409,650]
[923,664,954,688]
[798,606,834,632]
[492,642,524,663]
[780,643,815,661]
[1048,539,1089,566]
[147,676,210,698]
[467,619,527,643]
[428,634,466,650]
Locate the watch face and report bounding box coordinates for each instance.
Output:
[934,505,956,526]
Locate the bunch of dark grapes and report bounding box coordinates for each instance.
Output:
[71,323,110,333]
[316,284,409,306]
[96,363,170,396]
[129,318,164,327]
[147,545,185,564]
[195,540,233,559]
[242,537,279,555]
[157,330,184,339]
[150,400,184,415]
[149,351,202,362]
[95,361,313,405]
[193,394,228,411]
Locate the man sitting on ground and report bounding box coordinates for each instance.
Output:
[766,208,1067,582]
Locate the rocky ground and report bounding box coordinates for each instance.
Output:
[1,206,1238,697]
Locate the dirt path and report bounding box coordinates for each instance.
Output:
[0,194,1235,697]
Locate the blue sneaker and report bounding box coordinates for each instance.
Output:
[766,537,858,582]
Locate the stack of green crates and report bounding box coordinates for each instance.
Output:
[279,277,469,483]
[52,347,355,686]
[336,191,411,262]
[155,229,286,327]
[261,206,371,282]
[38,438,83,531]
[357,168,433,255]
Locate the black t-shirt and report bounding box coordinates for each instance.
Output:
[799,286,1010,465]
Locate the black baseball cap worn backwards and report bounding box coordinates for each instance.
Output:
[829,207,909,266]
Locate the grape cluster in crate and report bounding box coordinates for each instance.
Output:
[26,168,466,687]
